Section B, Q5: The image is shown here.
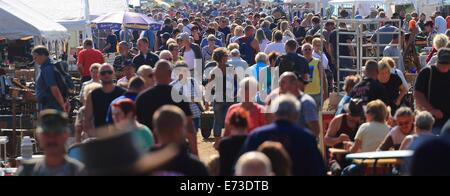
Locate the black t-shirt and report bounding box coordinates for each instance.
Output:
[380,73,402,106]
[218,135,248,176]
[132,52,159,70]
[329,29,354,57]
[151,144,209,176]
[276,53,309,76]
[91,86,126,128]
[350,77,388,105]
[414,66,450,127]
[218,26,231,39]
[106,35,117,53]
[136,85,193,129]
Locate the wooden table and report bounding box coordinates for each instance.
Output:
[329,148,349,155]
[346,150,414,175]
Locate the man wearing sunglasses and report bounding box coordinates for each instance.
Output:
[84,64,126,132]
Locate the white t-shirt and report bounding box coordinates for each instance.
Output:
[183,49,195,70]
[355,122,390,152]
[313,51,329,70]
[264,42,286,55]
[259,39,270,53]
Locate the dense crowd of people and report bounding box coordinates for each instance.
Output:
[24,2,450,176]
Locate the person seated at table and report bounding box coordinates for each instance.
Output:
[346,100,391,153]
[325,98,364,148]
[378,107,414,151]
[400,111,437,150]
[325,98,364,175]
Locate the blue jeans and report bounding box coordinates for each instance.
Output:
[193,117,200,132]
[39,101,62,111]
[213,102,233,137]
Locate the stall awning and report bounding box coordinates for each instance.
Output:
[0,0,69,41]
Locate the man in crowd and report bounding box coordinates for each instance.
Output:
[414,48,450,135]
[349,60,388,105]
[135,60,198,155]
[77,40,105,83]
[241,94,326,176]
[113,41,135,71]
[84,64,125,133]
[132,38,160,69]
[16,110,85,176]
[34,46,69,112]
[151,105,209,176]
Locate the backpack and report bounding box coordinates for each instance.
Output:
[277,55,297,76]
[238,37,255,65]
[53,61,74,100]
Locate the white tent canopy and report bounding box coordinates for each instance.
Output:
[19,0,129,30]
[0,0,69,41]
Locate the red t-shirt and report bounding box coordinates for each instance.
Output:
[224,103,267,136]
[77,49,105,76]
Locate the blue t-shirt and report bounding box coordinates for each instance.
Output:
[241,120,326,176]
[297,94,319,131]
[36,59,60,110]
[105,92,138,123]
[336,95,351,116]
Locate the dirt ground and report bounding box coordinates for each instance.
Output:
[196,132,218,165]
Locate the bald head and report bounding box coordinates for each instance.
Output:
[279,72,299,95]
[159,50,173,62]
[153,105,186,145]
[154,60,173,85]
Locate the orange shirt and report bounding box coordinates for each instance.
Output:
[224,103,267,137]
[77,48,104,76]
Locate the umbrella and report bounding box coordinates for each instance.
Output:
[92,11,161,30]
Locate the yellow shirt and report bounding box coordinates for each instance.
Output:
[305,58,320,95]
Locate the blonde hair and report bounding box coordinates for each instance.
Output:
[228,43,240,51]
[234,26,244,36]
[166,38,177,46]
[378,59,391,72]
[83,82,102,101]
[280,21,289,33]
[433,34,449,50]
[312,38,322,46]
[381,57,396,69]
[89,63,101,72]
[255,52,268,63]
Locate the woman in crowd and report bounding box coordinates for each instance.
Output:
[111,98,154,152]
[75,82,102,143]
[230,26,244,43]
[255,29,270,53]
[219,109,250,176]
[202,35,219,64]
[427,34,449,67]
[377,60,407,116]
[400,111,436,150]
[378,107,414,151]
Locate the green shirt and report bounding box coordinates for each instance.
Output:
[133,125,155,151]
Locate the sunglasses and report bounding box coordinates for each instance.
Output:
[100,70,113,76]
[303,48,312,51]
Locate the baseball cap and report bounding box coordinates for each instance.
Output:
[161,32,171,40]
[36,109,69,134]
[344,98,365,118]
[177,32,190,40]
[437,48,450,65]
